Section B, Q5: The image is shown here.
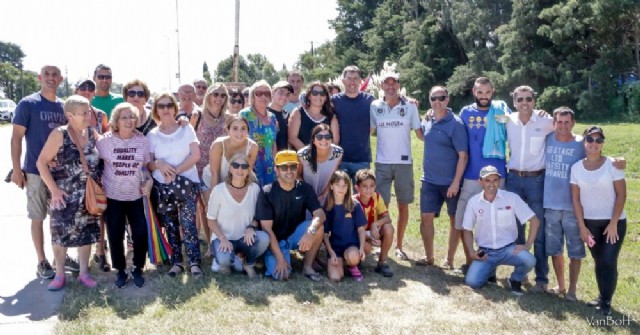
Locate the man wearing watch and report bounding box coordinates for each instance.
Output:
[256,150,326,281]
[462,165,539,296]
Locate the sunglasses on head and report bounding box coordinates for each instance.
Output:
[157,103,175,109]
[310,90,327,97]
[78,84,95,92]
[127,90,145,98]
[585,135,604,144]
[230,162,250,170]
[516,96,534,103]
[230,98,243,104]
[430,95,447,102]
[314,133,333,141]
[277,164,298,172]
[212,92,227,98]
[96,74,112,80]
[254,91,271,98]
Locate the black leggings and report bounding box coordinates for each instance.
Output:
[105,197,149,270]
[585,218,627,303]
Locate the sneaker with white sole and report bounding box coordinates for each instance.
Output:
[508,279,524,296]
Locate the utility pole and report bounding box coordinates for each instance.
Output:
[175,0,182,84]
[232,0,240,83]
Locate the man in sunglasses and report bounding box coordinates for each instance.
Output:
[369,69,423,262]
[504,86,554,293]
[269,81,295,151]
[193,78,207,107]
[11,65,80,279]
[283,70,305,115]
[255,150,325,282]
[92,64,124,119]
[419,86,468,269]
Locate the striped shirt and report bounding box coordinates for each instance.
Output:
[97,132,151,201]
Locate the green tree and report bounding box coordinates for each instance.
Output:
[330,0,383,68]
[215,54,278,84]
[202,61,212,84]
[0,40,25,69]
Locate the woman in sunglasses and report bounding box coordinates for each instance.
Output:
[297,124,343,205]
[194,83,229,256]
[570,126,626,316]
[288,81,340,151]
[75,79,108,134]
[239,80,278,186]
[147,93,203,278]
[123,80,156,135]
[207,152,268,277]
[227,88,245,115]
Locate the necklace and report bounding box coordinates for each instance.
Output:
[229,181,247,189]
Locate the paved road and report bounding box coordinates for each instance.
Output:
[0,124,61,334]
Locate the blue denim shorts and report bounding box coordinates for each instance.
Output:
[544,209,586,259]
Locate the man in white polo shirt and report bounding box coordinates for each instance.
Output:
[504,85,554,292]
[463,165,539,295]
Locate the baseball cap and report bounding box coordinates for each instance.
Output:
[479,165,501,179]
[584,126,605,139]
[272,81,294,94]
[75,78,95,88]
[275,150,298,166]
[380,72,399,82]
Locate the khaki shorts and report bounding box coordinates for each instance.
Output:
[374,163,414,204]
[454,178,505,229]
[26,173,49,220]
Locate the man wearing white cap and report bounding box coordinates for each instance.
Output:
[462,165,539,295]
[369,64,423,262]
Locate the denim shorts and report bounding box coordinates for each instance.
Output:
[544,209,586,259]
[420,181,458,216]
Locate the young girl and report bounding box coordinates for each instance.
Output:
[324,170,367,282]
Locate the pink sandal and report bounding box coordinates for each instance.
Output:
[48,275,66,291]
[78,273,97,288]
[348,266,363,281]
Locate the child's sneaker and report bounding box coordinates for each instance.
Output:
[47,275,66,291]
[348,266,363,281]
[78,273,97,288]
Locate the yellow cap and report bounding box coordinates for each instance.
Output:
[275,150,298,166]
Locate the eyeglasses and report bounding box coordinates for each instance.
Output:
[127,90,145,98]
[77,84,95,92]
[310,90,327,97]
[254,91,271,98]
[516,96,534,103]
[585,136,605,144]
[430,96,447,102]
[314,133,333,141]
[230,162,250,170]
[243,93,250,97]
[195,85,207,90]
[96,74,112,80]
[277,164,298,172]
[157,103,175,110]
[230,99,243,105]
[212,92,227,98]
[119,115,137,120]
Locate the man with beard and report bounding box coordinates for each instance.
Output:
[454,77,510,273]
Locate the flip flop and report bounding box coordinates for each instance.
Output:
[395,249,409,261]
[415,257,435,266]
[303,271,322,282]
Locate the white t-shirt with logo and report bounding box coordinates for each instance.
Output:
[370,99,421,164]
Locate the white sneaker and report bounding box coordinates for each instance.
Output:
[211,258,220,273]
[232,255,244,272]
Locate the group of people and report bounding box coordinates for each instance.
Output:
[10,63,626,316]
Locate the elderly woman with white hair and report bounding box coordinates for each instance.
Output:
[36,95,102,291]
[97,102,152,288]
[239,80,278,186]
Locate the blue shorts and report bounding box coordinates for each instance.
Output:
[264,220,312,279]
[544,209,586,259]
[420,181,458,216]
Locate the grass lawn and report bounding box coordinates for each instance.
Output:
[54,123,639,334]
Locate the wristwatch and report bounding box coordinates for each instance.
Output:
[308,226,317,235]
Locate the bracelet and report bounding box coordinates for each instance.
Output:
[246,226,256,230]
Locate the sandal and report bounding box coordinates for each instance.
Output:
[303,271,323,282]
[395,249,409,261]
[190,265,203,279]
[167,264,184,277]
[415,257,435,266]
[348,266,363,281]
